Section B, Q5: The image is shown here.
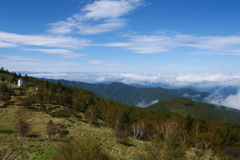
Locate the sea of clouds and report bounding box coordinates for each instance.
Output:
[28,72,240,88]
[204,89,240,110]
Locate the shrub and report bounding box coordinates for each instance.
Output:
[21,96,38,107]
[0,83,8,93]
[50,110,70,118]
[14,107,31,139]
[40,104,47,113]
[46,120,69,140]
[1,102,9,108]
[53,138,110,160]
[225,147,240,158]
[139,135,186,160]
[113,128,129,145]
[16,120,31,139]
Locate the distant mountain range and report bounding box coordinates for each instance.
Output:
[148,97,240,124]
[44,79,210,107]
[41,78,240,124]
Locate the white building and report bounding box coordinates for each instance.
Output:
[18,78,23,86]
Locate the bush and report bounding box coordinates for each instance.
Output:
[1,102,9,108]
[46,120,69,140]
[54,138,110,160]
[50,110,70,118]
[225,147,240,158]
[40,104,47,112]
[113,128,129,145]
[16,120,31,139]
[139,135,186,160]
[0,83,8,93]
[21,96,38,107]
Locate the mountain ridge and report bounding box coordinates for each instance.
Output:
[43,79,210,106]
[148,97,240,124]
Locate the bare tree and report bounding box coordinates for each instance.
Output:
[131,119,149,140]
[113,128,129,144]
[46,120,68,140]
[15,107,31,140]
[84,105,99,125]
[16,120,30,140]
[46,120,57,140]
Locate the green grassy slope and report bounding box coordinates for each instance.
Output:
[148,97,240,124]
[0,103,149,160]
[0,72,181,160]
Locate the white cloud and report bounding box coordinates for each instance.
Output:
[21,48,86,58]
[0,31,90,49]
[48,0,143,35]
[0,41,18,48]
[26,72,240,90]
[187,36,240,55]
[82,0,141,20]
[136,99,159,107]
[88,73,239,89]
[47,21,75,34]
[104,34,193,53]
[183,93,200,98]
[204,90,240,110]
[0,54,85,72]
[104,33,240,54]
[75,18,126,35]
[0,55,37,61]
[87,60,103,64]
[0,55,42,71]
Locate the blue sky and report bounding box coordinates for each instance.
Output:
[1,0,240,87]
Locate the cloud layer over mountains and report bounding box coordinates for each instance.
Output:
[29,72,240,90]
[204,89,240,110]
[28,71,240,109]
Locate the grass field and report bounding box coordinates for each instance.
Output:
[0,96,149,160]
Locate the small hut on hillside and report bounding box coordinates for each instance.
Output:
[18,78,23,86]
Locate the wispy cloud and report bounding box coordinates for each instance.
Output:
[103,33,240,54]
[0,54,86,72]
[136,99,159,107]
[0,41,18,48]
[87,60,103,64]
[0,31,90,49]
[188,36,240,52]
[0,55,41,70]
[104,34,194,53]
[48,0,143,35]
[21,48,86,58]
[0,55,37,61]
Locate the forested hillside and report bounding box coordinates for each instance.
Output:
[148,97,240,124]
[45,79,210,106]
[1,67,240,159]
